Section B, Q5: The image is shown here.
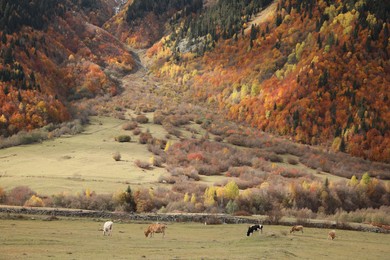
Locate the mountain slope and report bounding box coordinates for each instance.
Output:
[147,0,390,162]
[0,0,135,136]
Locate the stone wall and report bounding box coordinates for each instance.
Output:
[0,206,388,233]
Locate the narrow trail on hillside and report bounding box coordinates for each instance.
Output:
[109,46,184,112]
[244,0,278,34]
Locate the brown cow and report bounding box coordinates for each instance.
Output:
[144,223,167,238]
[290,225,304,234]
[328,230,336,240]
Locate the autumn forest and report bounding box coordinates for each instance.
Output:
[0,0,390,222]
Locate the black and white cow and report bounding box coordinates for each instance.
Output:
[247,224,263,236]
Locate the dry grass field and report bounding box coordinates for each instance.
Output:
[0,112,345,197]
[0,115,170,195]
[0,217,389,260]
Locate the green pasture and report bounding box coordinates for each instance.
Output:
[0,217,389,260]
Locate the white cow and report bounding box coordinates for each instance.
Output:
[103,221,113,236]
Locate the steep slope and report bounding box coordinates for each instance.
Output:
[0,0,135,136]
[104,0,203,48]
[147,0,390,163]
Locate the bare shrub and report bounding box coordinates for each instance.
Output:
[140,105,156,113]
[235,179,256,189]
[196,164,221,176]
[139,132,153,144]
[300,153,332,173]
[147,143,165,156]
[153,111,165,125]
[171,177,207,195]
[226,134,264,148]
[185,126,199,135]
[207,124,227,136]
[266,145,287,155]
[6,186,36,206]
[122,121,138,130]
[195,118,203,124]
[169,167,200,181]
[150,156,164,167]
[229,152,253,167]
[0,187,6,203]
[166,114,192,126]
[296,208,316,224]
[158,174,177,184]
[267,207,283,224]
[113,152,121,161]
[50,120,84,137]
[150,138,167,149]
[279,168,307,178]
[133,128,141,135]
[214,136,224,142]
[261,152,283,163]
[115,135,131,142]
[334,206,390,225]
[87,194,116,211]
[0,129,48,148]
[287,157,299,165]
[114,111,126,120]
[135,160,152,170]
[163,122,182,138]
[135,114,149,124]
[251,158,273,172]
[226,166,250,178]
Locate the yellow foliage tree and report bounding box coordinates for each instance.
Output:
[349,175,358,186]
[190,193,196,204]
[164,140,172,152]
[85,188,92,198]
[360,172,371,186]
[224,180,239,200]
[204,186,217,207]
[24,195,45,207]
[184,192,190,202]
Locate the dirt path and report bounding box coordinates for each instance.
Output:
[244,0,278,34]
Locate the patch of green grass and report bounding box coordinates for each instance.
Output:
[0,218,389,259]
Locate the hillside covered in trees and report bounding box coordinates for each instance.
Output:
[0,0,134,137]
[1,0,389,163]
[143,0,390,163]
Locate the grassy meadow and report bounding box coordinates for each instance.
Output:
[0,217,389,260]
[0,112,345,197]
[0,115,170,195]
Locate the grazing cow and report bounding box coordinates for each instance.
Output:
[290,225,304,234]
[103,221,113,236]
[328,230,336,240]
[144,223,167,238]
[247,224,263,236]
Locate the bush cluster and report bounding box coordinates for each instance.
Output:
[135,115,149,124]
[115,135,131,142]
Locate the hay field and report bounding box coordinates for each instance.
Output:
[0,217,389,260]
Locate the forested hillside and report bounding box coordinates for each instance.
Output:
[1,0,389,163]
[104,0,203,48]
[147,0,390,162]
[0,0,134,137]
